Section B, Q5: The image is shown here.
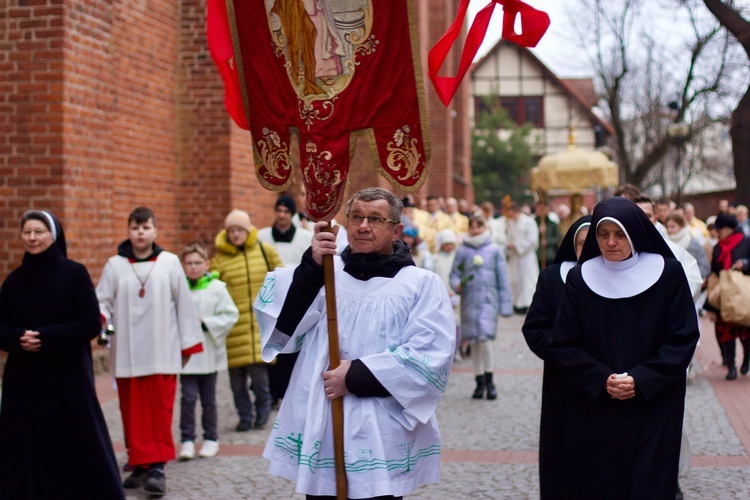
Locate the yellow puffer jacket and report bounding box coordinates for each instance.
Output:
[211,227,282,367]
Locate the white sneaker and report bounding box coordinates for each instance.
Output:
[179,441,195,460]
[198,440,219,458]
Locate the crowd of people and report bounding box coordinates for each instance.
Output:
[0,184,747,499]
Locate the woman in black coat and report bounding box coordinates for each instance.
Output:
[703,212,750,379]
[522,215,590,499]
[0,211,124,499]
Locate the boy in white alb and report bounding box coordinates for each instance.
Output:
[178,241,239,460]
[96,207,204,496]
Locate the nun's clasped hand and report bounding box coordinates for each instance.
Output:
[322,359,351,400]
[20,330,41,352]
[606,373,635,400]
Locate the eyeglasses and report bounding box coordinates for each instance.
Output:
[22,229,49,238]
[347,214,399,229]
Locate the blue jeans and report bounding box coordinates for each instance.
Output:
[179,373,218,442]
[228,364,271,423]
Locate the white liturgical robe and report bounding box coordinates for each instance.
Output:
[254,260,456,498]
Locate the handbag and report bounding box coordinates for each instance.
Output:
[706,272,721,309]
[720,269,750,327]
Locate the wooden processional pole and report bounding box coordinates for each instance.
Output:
[322,223,347,500]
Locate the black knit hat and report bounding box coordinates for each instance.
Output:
[715,212,738,230]
[275,196,296,215]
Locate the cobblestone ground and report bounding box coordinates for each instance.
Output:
[100,314,750,499]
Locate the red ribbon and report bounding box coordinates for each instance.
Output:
[428,0,550,107]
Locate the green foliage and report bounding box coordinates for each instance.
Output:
[456,261,475,289]
[471,103,535,207]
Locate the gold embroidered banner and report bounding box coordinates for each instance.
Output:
[208,0,430,221]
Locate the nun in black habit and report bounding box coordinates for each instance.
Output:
[548,197,699,500]
[0,211,124,499]
[522,215,591,499]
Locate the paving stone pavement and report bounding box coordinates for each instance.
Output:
[98,314,750,499]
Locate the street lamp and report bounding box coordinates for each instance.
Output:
[667,122,690,205]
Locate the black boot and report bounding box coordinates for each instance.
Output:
[472,374,485,399]
[719,334,729,365]
[741,339,750,375]
[485,372,497,400]
[725,340,737,380]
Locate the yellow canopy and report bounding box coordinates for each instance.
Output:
[530,143,618,192]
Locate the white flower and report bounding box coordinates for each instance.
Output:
[472,254,484,267]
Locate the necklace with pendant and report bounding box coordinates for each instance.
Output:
[130,261,156,298]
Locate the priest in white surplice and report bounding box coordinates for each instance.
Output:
[506,202,540,313]
[254,188,456,499]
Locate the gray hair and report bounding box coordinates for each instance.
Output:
[346,187,403,221]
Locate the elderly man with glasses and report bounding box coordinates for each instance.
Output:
[253,187,456,500]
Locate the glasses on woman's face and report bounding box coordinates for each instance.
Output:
[22,229,49,238]
[347,213,398,229]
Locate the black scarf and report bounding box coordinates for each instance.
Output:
[272,223,296,243]
[341,240,415,280]
[21,242,66,278]
[117,240,164,262]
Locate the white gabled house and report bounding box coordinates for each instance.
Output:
[469,39,614,158]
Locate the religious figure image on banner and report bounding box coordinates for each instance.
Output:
[268,0,369,100]
[208,0,429,221]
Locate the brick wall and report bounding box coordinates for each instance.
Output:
[62,0,116,274]
[0,0,66,278]
[177,0,235,252]
[106,0,182,271]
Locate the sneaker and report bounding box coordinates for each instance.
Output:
[179,441,195,461]
[236,419,253,432]
[144,469,166,496]
[198,440,220,458]
[122,467,149,489]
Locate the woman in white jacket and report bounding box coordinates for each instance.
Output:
[179,242,239,460]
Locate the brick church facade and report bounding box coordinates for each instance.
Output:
[1,0,471,281]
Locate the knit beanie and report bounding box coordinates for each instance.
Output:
[275,196,296,215]
[438,229,457,246]
[224,209,252,232]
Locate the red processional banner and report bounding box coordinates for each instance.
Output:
[208,0,430,221]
